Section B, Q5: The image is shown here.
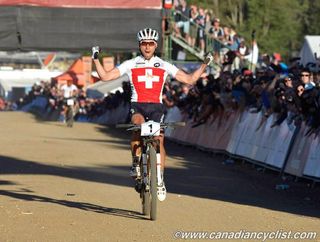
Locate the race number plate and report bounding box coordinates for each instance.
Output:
[141,121,161,136]
[67,99,74,106]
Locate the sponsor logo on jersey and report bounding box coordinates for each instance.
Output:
[154,62,160,67]
[135,62,145,68]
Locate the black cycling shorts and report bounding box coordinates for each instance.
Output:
[130,102,166,123]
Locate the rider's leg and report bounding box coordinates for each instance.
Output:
[155,132,165,173]
[131,113,145,156]
[155,132,167,201]
[130,113,145,178]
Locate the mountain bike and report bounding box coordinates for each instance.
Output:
[116,120,185,221]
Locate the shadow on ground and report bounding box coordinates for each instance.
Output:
[0,189,147,220]
[1,121,320,219]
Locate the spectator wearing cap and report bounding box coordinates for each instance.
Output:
[269,53,282,73]
[209,18,225,56]
[209,18,224,40]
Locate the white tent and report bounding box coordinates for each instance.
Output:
[0,68,62,100]
[299,35,320,67]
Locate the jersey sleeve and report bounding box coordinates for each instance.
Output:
[163,61,179,78]
[117,59,133,76]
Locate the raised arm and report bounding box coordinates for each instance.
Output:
[92,46,121,82]
[175,63,207,85]
[175,53,213,85]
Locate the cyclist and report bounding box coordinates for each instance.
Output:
[60,79,78,123]
[92,28,213,201]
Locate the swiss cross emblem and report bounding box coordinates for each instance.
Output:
[137,69,160,89]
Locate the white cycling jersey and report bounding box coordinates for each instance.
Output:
[61,84,78,98]
[117,55,179,103]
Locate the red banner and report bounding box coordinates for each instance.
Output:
[0,0,162,9]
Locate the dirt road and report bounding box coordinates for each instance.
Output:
[0,112,319,242]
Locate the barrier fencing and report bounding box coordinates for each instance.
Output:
[164,106,320,182]
[23,97,320,182]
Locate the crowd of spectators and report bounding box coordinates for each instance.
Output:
[17,53,320,137]
[170,0,257,71]
[162,56,320,136]
[17,80,131,122]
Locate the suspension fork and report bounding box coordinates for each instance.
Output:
[141,138,162,188]
[154,139,162,186]
[141,140,149,188]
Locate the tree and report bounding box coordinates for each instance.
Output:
[185,0,311,59]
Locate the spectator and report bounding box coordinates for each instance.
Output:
[174,0,191,43]
[244,38,259,74]
[233,38,249,71]
[195,8,206,56]
[0,97,6,110]
[189,5,198,48]
[209,17,225,56]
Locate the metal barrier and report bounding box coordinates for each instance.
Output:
[164,107,320,182]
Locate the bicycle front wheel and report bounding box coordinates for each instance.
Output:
[149,145,157,221]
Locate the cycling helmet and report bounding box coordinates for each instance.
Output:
[137,28,159,42]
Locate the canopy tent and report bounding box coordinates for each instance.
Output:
[52,58,99,87]
[0,0,162,52]
[299,35,320,67]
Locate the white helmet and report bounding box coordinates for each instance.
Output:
[137,28,159,42]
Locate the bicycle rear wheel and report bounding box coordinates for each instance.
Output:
[149,145,157,221]
[141,184,150,216]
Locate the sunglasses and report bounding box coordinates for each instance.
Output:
[140,41,156,47]
[300,74,310,77]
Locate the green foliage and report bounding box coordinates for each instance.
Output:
[186,0,320,59]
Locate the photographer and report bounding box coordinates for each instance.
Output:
[298,68,320,133]
[271,76,302,129]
